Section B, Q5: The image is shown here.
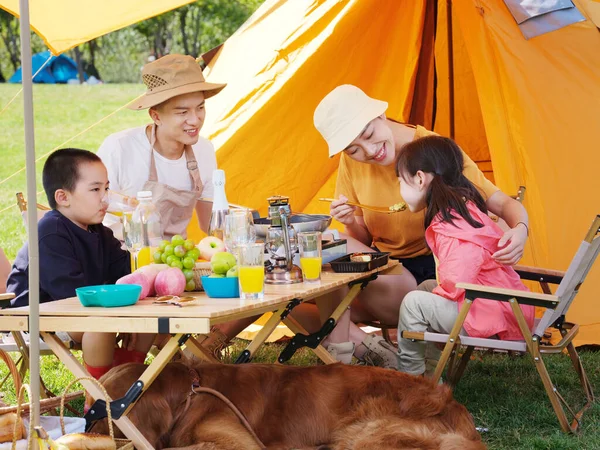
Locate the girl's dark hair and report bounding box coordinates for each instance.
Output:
[395,135,487,229]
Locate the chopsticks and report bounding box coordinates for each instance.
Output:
[318,198,406,214]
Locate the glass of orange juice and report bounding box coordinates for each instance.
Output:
[238,243,265,300]
[299,231,322,283]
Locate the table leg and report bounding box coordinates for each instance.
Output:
[278,277,373,363]
[12,331,50,400]
[282,316,336,364]
[41,332,156,450]
[234,305,290,364]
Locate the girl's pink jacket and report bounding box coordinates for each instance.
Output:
[426,202,535,340]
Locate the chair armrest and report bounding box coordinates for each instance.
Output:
[456,282,560,309]
[514,265,564,284]
[0,292,15,309]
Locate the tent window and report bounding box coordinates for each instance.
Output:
[503,0,586,39]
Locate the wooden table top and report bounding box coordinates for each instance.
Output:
[0,262,400,320]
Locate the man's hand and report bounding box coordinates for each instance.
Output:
[330,195,357,226]
[493,223,528,265]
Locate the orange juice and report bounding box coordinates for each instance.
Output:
[239,266,265,294]
[131,247,153,271]
[300,256,322,281]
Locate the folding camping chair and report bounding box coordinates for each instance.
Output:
[401,214,599,433]
[368,186,527,345]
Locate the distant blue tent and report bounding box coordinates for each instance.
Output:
[9,51,88,84]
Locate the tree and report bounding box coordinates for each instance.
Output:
[0,9,20,74]
[134,11,176,59]
[178,0,263,58]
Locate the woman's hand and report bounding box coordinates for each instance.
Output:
[493,223,528,265]
[330,195,357,225]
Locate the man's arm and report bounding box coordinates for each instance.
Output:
[486,190,529,265]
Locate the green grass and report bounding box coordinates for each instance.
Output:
[2,342,598,449]
[0,83,147,260]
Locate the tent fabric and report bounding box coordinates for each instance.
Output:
[201,0,600,345]
[8,50,86,83]
[0,0,195,55]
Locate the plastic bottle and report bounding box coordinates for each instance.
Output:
[128,191,162,269]
[207,169,230,240]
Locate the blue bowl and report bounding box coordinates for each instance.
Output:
[201,276,240,298]
[76,284,141,307]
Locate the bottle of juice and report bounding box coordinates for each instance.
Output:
[129,191,162,270]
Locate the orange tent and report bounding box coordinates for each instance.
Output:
[199,0,600,344]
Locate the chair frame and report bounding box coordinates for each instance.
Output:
[402,214,599,433]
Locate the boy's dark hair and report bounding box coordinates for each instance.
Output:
[42,148,102,209]
[395,135,487,229]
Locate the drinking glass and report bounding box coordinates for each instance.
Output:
[298,231,322,283]
[237,243,265,300]
[224,209,256,255]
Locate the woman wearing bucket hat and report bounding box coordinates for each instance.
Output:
[97,54,226,240]
[311,84,529,367]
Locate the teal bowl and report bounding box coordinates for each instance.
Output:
[201,276,240,298]
[76,284,141,307]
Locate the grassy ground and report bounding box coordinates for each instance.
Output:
[0,83,147,260]
[1,341,599,449]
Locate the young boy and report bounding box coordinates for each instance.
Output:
[6,148,153,379]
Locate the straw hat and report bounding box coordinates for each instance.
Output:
[313,85,388,158]
[128,54,226,110]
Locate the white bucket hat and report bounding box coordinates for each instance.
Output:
[313,85,388,158]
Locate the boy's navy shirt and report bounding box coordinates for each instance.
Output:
[6,209,131,308]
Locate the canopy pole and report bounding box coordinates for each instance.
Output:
[447,0,455,139]
[19,0,41,426]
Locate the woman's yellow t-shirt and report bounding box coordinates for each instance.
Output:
[334,126,498,259]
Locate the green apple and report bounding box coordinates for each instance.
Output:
[226,265,238,278]
[210,252,237,275]
[209,274,226,278]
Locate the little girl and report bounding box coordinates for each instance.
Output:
[395,135,534,376]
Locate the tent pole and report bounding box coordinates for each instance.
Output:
[19,0,41,426]
[447,0,455,139]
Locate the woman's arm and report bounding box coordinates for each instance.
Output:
[485,190,529,265]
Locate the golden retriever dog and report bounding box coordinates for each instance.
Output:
[93,361,485,450]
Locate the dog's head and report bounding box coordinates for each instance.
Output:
[88,362,193,448]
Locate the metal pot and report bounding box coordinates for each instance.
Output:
[254,213,332,238]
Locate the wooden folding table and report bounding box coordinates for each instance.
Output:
[0,261,400,449]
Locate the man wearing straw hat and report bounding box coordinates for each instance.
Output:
[98,54,226,240]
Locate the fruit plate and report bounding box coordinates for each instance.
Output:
[76,284,141,307]
[329,252,390,273]
[201,276,240,298]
